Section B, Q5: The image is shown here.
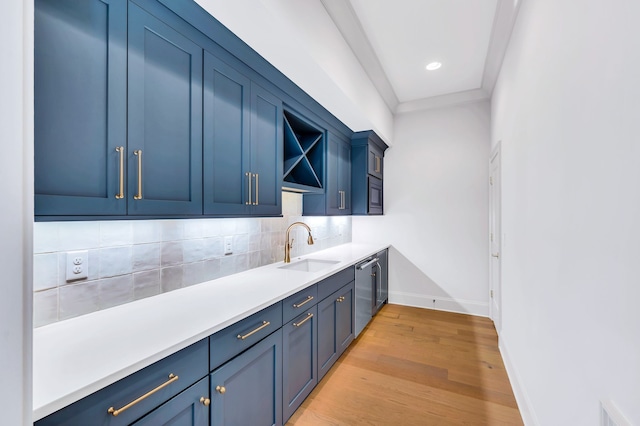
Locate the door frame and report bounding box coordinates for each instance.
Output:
[489,141,502,334]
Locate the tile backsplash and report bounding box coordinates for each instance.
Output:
[33,192,351,327]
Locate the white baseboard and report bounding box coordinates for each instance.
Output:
[389,290,489,317]
[499,337,539,426]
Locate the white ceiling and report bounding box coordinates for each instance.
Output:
[321,0,521,113]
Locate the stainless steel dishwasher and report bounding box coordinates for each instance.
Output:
[355,256,378,337]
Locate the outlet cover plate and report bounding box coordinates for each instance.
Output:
[66,250,88,281]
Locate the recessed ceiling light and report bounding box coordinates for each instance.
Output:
[426,62,442,71]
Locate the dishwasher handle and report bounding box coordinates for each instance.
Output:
[357,257,379,270]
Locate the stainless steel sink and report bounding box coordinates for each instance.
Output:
[278,259,340,272]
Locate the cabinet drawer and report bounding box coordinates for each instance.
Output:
[210,302,283,370]
[36,339,209,426]
[282,284,318,323]
[317,267,355,301]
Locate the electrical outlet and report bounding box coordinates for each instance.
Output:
[224,236,233,255]
[66,250,88,281]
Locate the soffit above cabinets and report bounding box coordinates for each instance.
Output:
[321,0,521,113]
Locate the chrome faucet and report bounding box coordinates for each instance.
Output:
[284,222,314,263]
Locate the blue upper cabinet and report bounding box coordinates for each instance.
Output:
[127,3,203,216]
[203,54,282,216]
[303,132,351,216]
[250,84,283,216]
[34,0,127,216]
[351,130,389,215]
[203,53,251,216]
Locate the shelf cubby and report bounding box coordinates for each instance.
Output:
[283,110,324,191]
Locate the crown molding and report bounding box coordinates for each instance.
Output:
[395,88,489,114]
[481,0,522,94]
[320,0,399,112]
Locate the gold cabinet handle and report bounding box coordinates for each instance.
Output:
[133,149,143,200]
[253,173,259,205]
[115,146,124,199]
[215,385,226,394]
[245,172,252,205]
[293,312,313,327]
[375,156,381,173]
[108,373,178,417]
[237,320,270,340]
[336,296,345,303]
[292,295,314,308]
[200,397,211,406]
[491,252,500,259]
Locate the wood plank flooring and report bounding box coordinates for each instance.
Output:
[287,304,523,425]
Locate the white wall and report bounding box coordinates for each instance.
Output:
[492,0,640,424]
[194,0,394,142]
[0,0,33,424]
[353,101,491,316]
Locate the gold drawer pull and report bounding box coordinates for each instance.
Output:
[215,385,226,394]
[237,321,270,340]
[133,149,143,200]
[246,172,252,205]
[108,373,178,417]
[293,313,313,327]
[292,295,314,308]
[336,296,345,303]
[200,396,211,406]
[115,146,124,199]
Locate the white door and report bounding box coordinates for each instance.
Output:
[489,143,502,334]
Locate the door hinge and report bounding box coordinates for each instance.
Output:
[490,232,493,242]
[490,176,493,185]
[490,290,494,298]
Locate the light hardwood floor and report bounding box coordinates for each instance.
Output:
[287,304,523,425]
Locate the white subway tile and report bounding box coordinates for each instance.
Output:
[203,259,221,282]
[161,241,184,266]
[133,221,161,244]
[100,221,133,246]
[58,222,100,250]
[33,288,58,327]
[161,266,183,292]
[183,239,205,263]
[183,219,204,240]
[132,243,161,272]
[233,234,249,253]
[161,220,184,241]
[183,262,204,287]
[203,237,223,259]
[59,281,100,320]
[99,275,134,309]
[34,253,58,291]
[99,246,132,278]
[33,222,59,253]
[133,270,161,300]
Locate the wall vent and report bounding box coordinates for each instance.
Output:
[600,400,631,426]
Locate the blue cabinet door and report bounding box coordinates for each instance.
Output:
[336,282,355,355]
[34,0,127,216]
[210,329,283,426]
[317,290,338,382]
[250,83,283,216]
[132,377,209,426]
[127,4,203,216]
[203,52,251,215]
[303,132,351,216]
[282,307,318,423]
[317,282,355,381]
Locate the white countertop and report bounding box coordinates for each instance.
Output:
[33,242,388,421]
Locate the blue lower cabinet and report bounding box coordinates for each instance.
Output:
[132,377,209,426]
[317,282,355,381]
[210,329,283,426]
[35,339,208,426]
[282,307,318,423]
